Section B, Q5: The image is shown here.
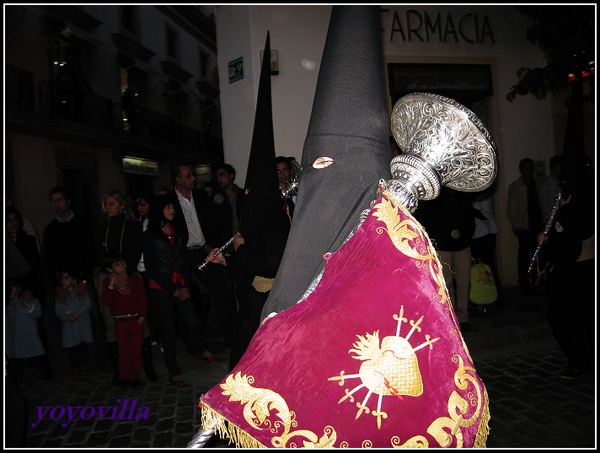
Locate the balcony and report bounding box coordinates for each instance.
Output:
[38,79,113,127]
[113,104,223,162]
[5,64,222,163]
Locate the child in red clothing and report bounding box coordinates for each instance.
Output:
[102,252,147,389]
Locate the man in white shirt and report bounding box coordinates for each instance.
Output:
[171,164,231,349]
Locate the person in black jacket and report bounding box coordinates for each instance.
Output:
[95,189,143,385]
[143,193,215,387]
[206,194,291,371]
[415,187,478,333]
[171,163,230,353]
[7,207,43,299]
[536,155,595,379]
[43,187,108,375]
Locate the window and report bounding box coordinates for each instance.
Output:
[48,38,80,79]
[118,65,145,131]
[166,26,179,60]
[120,6,140,36]
[199,49,210,79]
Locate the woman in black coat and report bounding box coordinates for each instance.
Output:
[143,194,214,387]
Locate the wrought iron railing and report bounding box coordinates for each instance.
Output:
[38,79,112,127]
[6,64,34,109]
[7,64,222,160]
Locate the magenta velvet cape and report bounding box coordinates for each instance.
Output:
[200,193,490,448]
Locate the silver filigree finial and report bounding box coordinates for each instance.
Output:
[386,92,497,212]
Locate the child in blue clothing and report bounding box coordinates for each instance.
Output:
[5,278,46,384]
[55,269,94,377]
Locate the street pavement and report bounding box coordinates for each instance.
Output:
[5,286,596,449]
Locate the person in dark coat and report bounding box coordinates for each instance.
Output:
[415,187,478,332]
[206,196,290,371]
[205,31,291,371]
[143,193,215,387]
[537,156,595,379]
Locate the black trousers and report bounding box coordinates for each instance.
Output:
[229,287,269,372]
[187,248,236,343]
[515,229,538,288]
[546,259,595,373]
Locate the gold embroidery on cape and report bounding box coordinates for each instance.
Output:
[220,371,338,448]
[388,354,489,448]
[374,193,472,360]
[208,194,490,448]
[373,194,449,307]
[329,306,440,429]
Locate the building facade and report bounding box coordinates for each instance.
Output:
[5,5,595,287]
[214,5,595,287]
[6,4,222,229]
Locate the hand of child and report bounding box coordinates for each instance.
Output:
[108,272,118,287]
[75,281,88,300]
[56,286,68,304]
[137,316,145,325]
[20,295,33,310]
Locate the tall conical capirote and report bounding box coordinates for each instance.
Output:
[561,74,585,158]
[239,31,281,240]
[262,6,391,317]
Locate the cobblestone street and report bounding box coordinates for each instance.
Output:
[6,287,597,449]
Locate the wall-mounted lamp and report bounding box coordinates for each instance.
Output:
[260,49,279,75]
[46,26,72,48]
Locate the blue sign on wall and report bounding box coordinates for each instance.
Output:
[228,57,244,84]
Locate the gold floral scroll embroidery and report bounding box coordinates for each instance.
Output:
[220,372,338,448]
[372,194,449,307]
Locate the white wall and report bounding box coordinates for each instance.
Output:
[213,5,564,286]
[215,5,331,186]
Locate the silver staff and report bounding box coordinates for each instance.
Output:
[528,190,562,274]
[187,421,218,448]
[197,233,238,271]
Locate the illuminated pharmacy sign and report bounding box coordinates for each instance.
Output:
[382,9,495,44]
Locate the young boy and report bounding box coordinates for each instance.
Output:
[5,278,46,384]
[102,251,147,389]
[54,269,93,377]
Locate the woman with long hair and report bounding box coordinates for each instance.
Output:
[143,193,214,387]
[6,206,43,298]
[96,189,143,385]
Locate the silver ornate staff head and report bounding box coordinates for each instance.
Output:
[383,92,497,212]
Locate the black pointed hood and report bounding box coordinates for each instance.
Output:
[239,31,281,239]
[262,6,392,316]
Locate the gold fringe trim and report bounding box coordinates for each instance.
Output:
[201,402,267,448]
[252,276,274,293]
[473,384,491,448]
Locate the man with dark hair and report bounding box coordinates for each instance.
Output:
[170,164,229,354]
[507,158,543,291]
[275,156,296,218]
[43,186,110,372]
[275,156,291,189]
